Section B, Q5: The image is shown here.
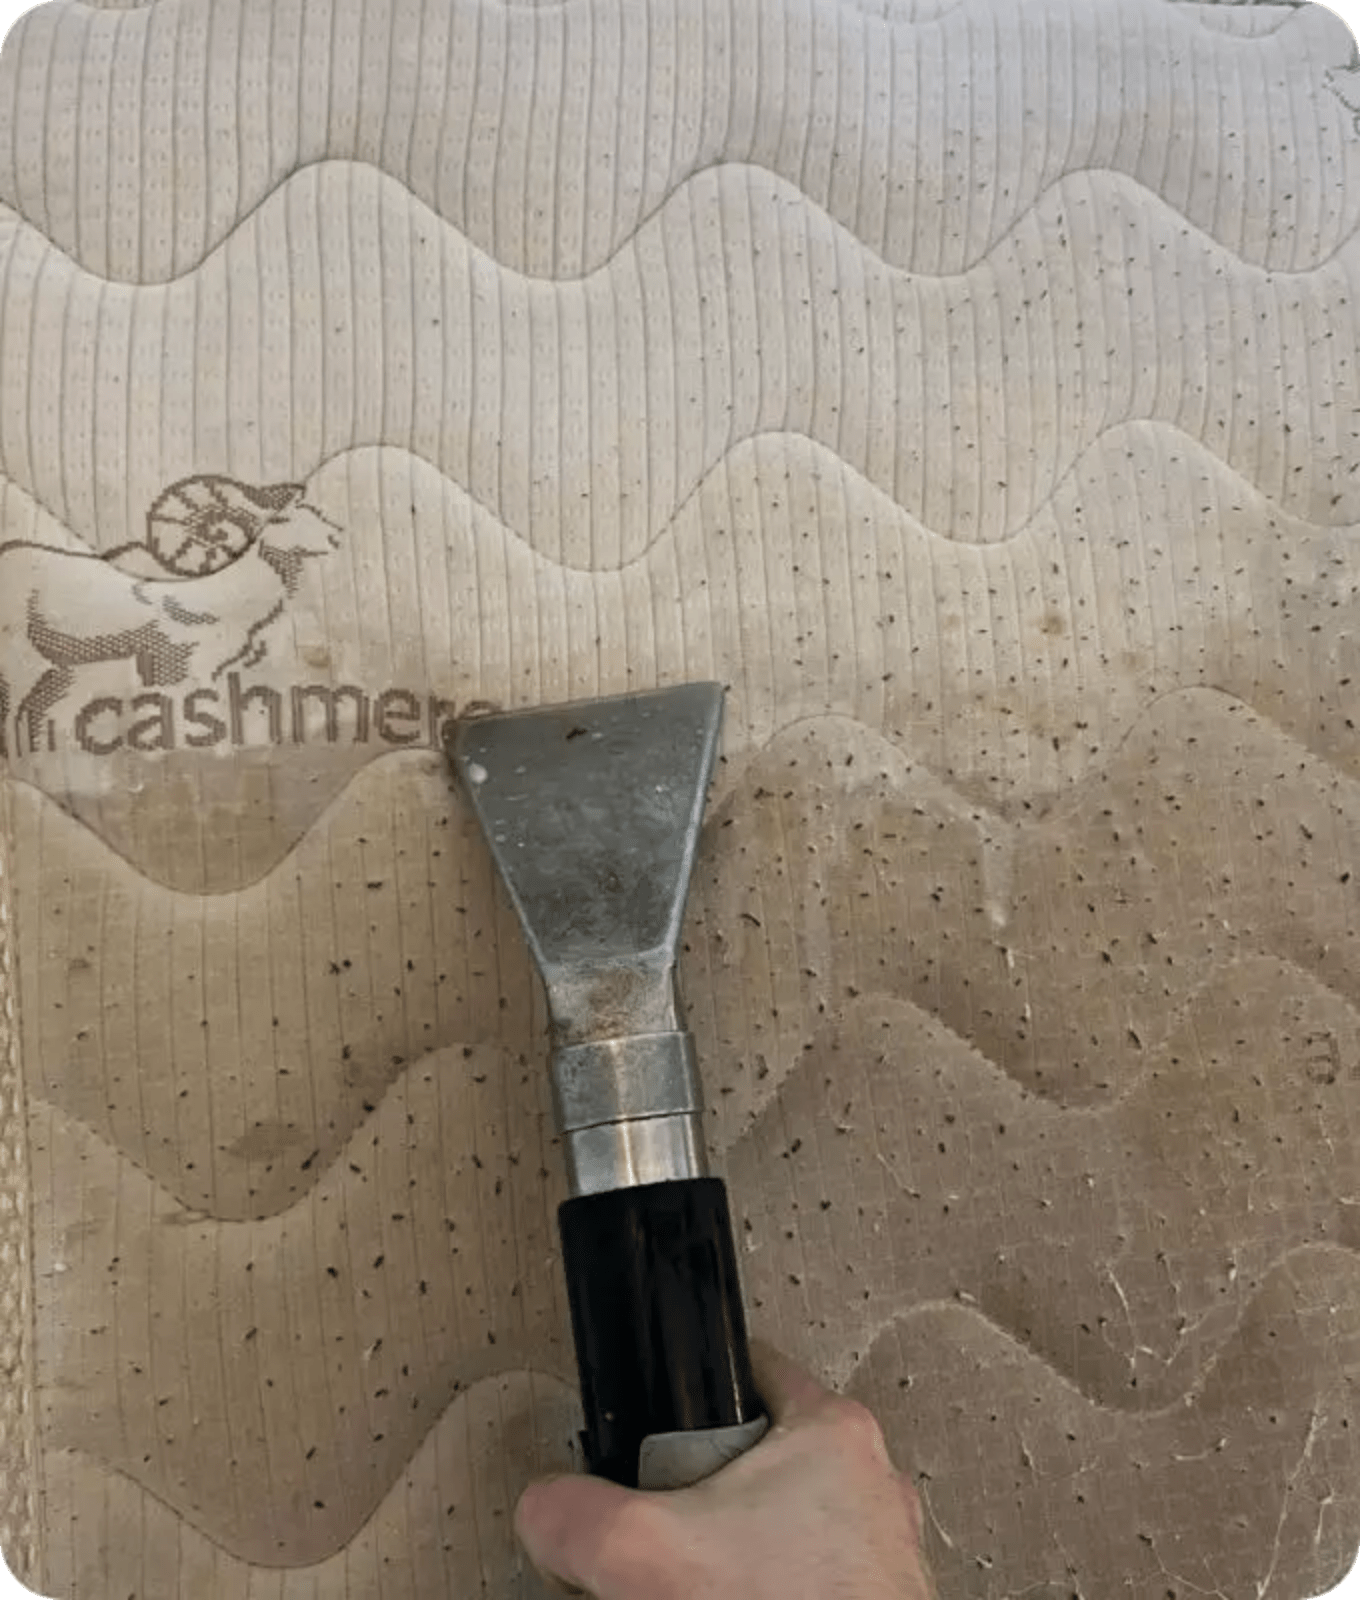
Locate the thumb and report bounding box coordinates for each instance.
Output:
[515,1471,644,1597]
[747,1336,835,1430]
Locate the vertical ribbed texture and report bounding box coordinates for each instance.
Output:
[0,782,38,1591]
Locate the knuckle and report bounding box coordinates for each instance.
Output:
[611,1493,670,1547]
[604,1497,710,1600]
[830,1397,891,1462]
[600,1497,684,1588]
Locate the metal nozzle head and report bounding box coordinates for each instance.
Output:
[447,683,725,1046]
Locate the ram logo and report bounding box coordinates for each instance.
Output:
[0,476,341,758]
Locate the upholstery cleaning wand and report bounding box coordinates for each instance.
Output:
[448,683,769,1491]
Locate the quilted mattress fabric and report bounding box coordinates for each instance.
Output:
[2,0,1360,1595]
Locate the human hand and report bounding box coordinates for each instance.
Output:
[515,1337,935,1599]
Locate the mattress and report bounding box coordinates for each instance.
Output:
[1,0,1358,1593]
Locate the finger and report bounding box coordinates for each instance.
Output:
[747,1336,835,1429]
[514,1472,639,1597]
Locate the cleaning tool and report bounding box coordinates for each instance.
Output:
[449,683,769,1491]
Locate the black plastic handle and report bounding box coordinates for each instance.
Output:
[557,1176,767,1488]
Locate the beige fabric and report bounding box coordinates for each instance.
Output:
[1,0,1359,1594]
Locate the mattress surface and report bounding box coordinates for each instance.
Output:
[1,0,1359,1594]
